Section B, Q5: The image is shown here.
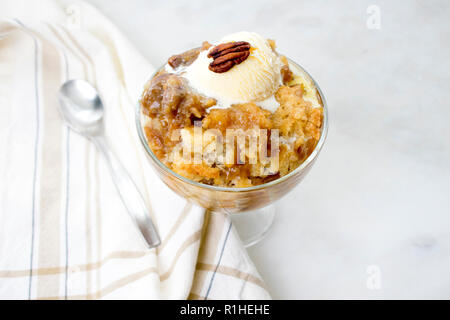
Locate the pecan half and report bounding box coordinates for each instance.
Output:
[207,41,250,73]
[168,41,212,69]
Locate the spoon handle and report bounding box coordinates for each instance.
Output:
[93,135,161,249]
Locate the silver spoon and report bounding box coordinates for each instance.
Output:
[58,79,161,249]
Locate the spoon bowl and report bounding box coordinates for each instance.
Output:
[59,79,104,136]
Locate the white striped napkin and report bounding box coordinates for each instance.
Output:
[0,0,270,300]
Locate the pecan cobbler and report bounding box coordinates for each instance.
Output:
[140,32,323,187]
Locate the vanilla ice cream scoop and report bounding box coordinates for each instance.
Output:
[182,32,282,109]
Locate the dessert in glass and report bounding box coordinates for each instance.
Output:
[136,32,328,246]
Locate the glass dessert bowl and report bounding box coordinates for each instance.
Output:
[136,32,328,246]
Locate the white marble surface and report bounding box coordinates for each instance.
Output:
[86,0,450,299]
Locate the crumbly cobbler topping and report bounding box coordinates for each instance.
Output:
[140,42,323,188]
